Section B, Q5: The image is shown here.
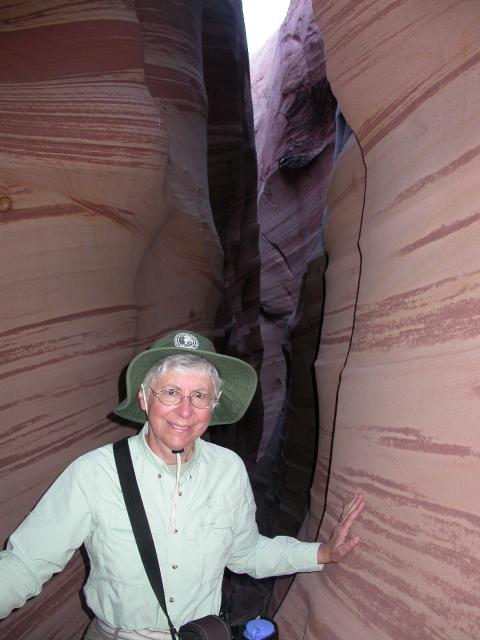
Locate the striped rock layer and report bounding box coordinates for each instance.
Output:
[0,1,258,639]
[275,1,480,638]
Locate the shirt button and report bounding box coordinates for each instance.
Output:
[178,491,182,496]
[169,597,175,603]
[157,473,162,478]
[172,564,178,570]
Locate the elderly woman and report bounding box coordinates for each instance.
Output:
[0,330,364,639]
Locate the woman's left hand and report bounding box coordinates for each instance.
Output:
[317,493,364,564]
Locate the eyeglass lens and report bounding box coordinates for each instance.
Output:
[151,388,212,409]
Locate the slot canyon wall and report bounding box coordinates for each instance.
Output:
[2,1,480,640]
[274,1,480,639]
[250,0,336,539]
[225,0,338,618]
[0,1,260,638]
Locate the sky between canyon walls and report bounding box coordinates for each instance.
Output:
[242,0,290,54]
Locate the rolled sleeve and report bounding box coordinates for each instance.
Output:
[226,465,323,579]
[0,552,43,618]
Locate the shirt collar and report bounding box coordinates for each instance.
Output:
[138,422,201,475]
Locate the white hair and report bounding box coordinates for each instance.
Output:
[142,354,223,398]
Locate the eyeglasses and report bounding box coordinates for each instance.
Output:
[149,386,217,410]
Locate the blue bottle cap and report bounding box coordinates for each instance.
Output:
[243,619,275,640]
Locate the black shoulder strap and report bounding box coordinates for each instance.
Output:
[113,438,177,640]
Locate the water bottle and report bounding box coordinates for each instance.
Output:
[242,618,278,640]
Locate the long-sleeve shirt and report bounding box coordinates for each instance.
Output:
[0,424,322,630]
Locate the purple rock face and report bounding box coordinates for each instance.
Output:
[245,0,337,619]
[251,0,336,459]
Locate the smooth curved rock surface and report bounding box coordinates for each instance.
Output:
[0,2,258,638]
[0,4,164,638]
[277,1,480,638]
[273,132,365,626]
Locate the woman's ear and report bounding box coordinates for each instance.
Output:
[138,384,148,413]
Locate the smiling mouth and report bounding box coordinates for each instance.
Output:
[168,422,191,432]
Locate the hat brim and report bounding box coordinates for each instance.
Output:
[114,346,257,425]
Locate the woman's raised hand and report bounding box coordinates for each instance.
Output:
[317,493,365,564]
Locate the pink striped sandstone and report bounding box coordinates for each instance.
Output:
[275,1,480,638]
[0,1,258,638]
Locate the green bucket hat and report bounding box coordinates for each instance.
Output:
[114,330,257,425]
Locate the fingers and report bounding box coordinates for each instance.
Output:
[319,494,365,564]
[340,493,364,525]
[334,494,364,547]
[341,493,363,517]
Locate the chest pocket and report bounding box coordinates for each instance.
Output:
[99,512,147,584]
[185,496,234,584]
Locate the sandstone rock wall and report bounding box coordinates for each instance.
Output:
[252,0,336,462]
[202,0,264,467]
[0,4,161,637]
[276,1,480,638]
[251,0,336,539]
[0,2,258,638]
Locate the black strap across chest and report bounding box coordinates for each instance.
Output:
[113,438,177,639]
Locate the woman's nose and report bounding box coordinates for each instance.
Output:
[176,395,194,416]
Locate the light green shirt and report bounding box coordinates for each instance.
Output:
[0,425,322,630]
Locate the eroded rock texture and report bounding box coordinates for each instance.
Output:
[252,0,336,462]
[202,0,264,467]
[235,1,337,619]
[276,1,480,638]
[0,2,258,638]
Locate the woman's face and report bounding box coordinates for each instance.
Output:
[138,368,215,463]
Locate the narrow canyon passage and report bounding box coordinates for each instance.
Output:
[1,1,480,639]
